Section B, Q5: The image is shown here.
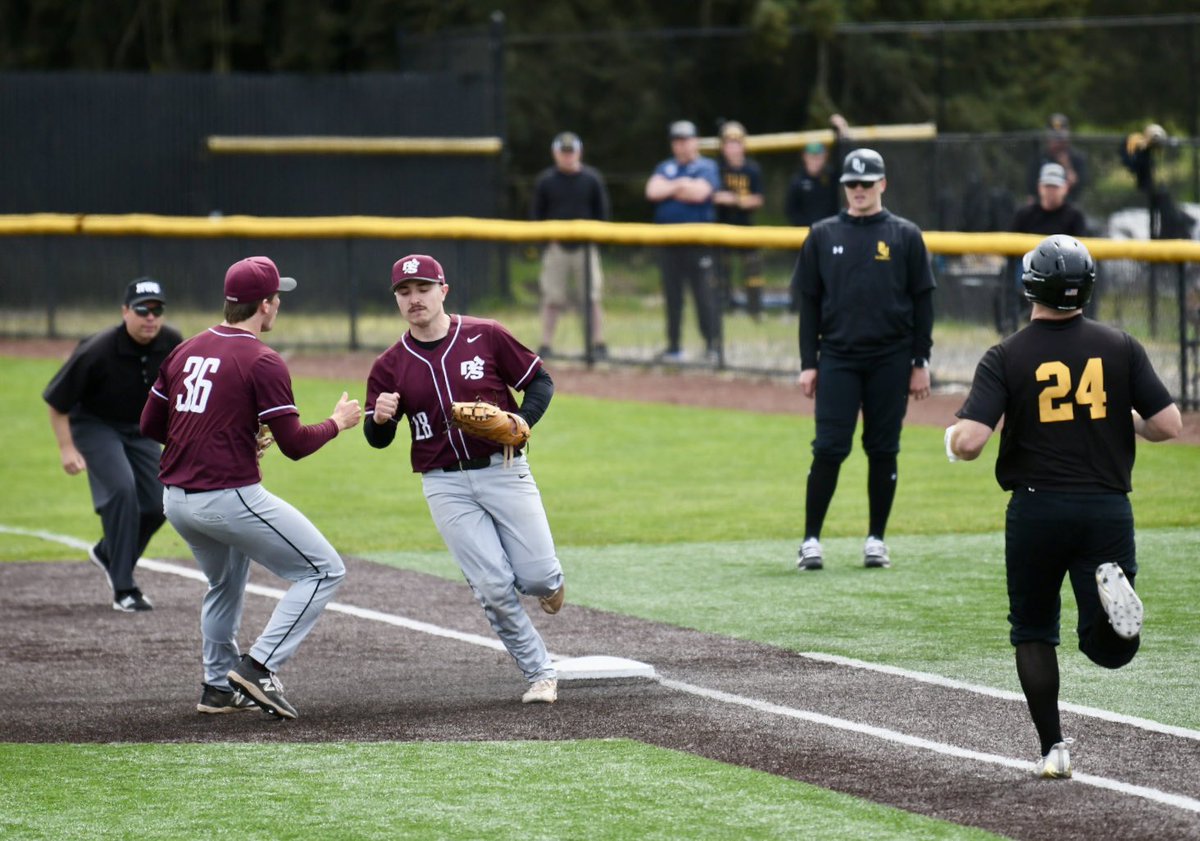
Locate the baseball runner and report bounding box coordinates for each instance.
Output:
[140,256,361,718]
[793,148,935,571]
[946,235,1181,778]
[363,253,565,705]
[44,277,182,611]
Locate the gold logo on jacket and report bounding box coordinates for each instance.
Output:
[875,241,891,261]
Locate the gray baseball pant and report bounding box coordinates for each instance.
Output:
[71,415,165,592]
[421,452,562,683]
[163,484,345,688]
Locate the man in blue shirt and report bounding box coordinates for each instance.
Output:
[645,120,722,363]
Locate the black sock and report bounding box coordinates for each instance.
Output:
[867,456,897,539]
[1015,641,1062,755]
[805,455,842,539]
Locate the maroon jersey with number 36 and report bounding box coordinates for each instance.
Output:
[366,314,542,472]
[145,326,305,490]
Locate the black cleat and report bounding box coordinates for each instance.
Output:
[113,588,153,612]
[88,543,115,591]
[228,656,298,720]
[197,683,257,714]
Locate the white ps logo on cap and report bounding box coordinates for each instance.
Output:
[136,281,162,295]
[402,258,420,275]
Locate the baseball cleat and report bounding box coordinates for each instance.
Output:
[863,537,891,569]
[522,678,558,704]
[197,683,257,714]
[228,656,298,720]
[113,588,153,612]
[539,584,565,615]
[1095,563,1143,640]
[88,543,115,591]
[1036,740,1073,779]
[797,538,824,571]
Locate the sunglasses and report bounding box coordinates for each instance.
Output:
[843,180,878,190]
[132,303,164,317]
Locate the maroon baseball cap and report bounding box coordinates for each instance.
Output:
[224,256,297,303]
[391,254,446,289]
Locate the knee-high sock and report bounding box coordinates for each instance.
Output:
[867,455,897,539]
[1016,641,1062,755]
[805,455,842,539]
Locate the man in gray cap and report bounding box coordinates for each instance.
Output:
[530,131,611,360]
[791,148,936,573]
[645,119,722,363]
[44,277,183,611]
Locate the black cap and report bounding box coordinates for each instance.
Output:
[839,148,886,183]
[552,131,580,152]
[125,277,166,306]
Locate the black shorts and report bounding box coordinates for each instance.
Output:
[1005,489,1135,647]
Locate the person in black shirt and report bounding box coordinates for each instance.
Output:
[1000,163,1090,332]
[792,148,936,572]
[43,278,183,611]
[786,115,851,312]
[530,131,611,359]
[1025,112,1088,205]
[947,235,1181,779]
[713,120,765,320]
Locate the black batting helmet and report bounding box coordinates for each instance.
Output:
[1021,234,1096,311]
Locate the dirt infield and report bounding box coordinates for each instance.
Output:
[5,338,1200,838]
[3,558,1199,840]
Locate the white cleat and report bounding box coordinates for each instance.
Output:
[1036,740,1073,779]
[522,678,558,704]
[1095,563,1143,640]
[863,536,891,569]
[797,538,824,571]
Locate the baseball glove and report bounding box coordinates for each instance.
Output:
[450,400,530,465]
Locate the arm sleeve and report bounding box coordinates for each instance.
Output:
[795,236,822,369]
[42,340,91,413]
[531,174,547,221]
[364,415,399,449]
[593,170,612,222]
[784,179,802,226]
[269,414,339,461]
[955,346,1007,428]
[514,368,554,428]
[1128,335,1175,419]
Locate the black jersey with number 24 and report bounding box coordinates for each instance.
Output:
[956,316,1173,494]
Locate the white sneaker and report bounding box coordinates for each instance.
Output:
[521,678,558,704]
[797,538,824,571]
[1095,563,1143,640]
[863,537,891,569]
[1036,740,1073,779]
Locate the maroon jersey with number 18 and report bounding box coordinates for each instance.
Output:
[366,314,542,472]
[144,326,307,490]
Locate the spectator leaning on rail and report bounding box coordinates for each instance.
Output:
[43,277,182,612]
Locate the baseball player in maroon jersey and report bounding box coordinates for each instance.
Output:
[141,256,361,719]
[363,254,565,704]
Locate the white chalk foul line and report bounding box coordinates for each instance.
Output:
[5,524,1199,815]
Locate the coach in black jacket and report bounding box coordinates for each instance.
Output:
[792,149,935,572]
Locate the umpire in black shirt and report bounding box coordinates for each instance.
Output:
[947,235,1181,778]
[793,148,935,572]
[44,278,182,612]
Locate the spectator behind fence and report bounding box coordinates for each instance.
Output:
[713,120,766,320]
[1119,123,1192,239]
[530,131,611,359]
[785,114,852,228]
[43,278,182,613]
[645,119,722,364]
[1026,113,1088,204]
[792,148,936,573]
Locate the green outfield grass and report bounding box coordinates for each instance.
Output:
[0,741,1005,841]
[3,353,1197,840]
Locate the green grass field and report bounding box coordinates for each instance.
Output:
[3,354,1198,840]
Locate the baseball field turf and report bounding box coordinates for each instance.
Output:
[2,354,1198,840]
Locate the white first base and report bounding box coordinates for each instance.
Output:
[553,655,657,681]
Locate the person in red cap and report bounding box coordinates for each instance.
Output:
[141,255,362,720]
[363,253,565,705]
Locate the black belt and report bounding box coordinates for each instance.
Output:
[442,456,493,472]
